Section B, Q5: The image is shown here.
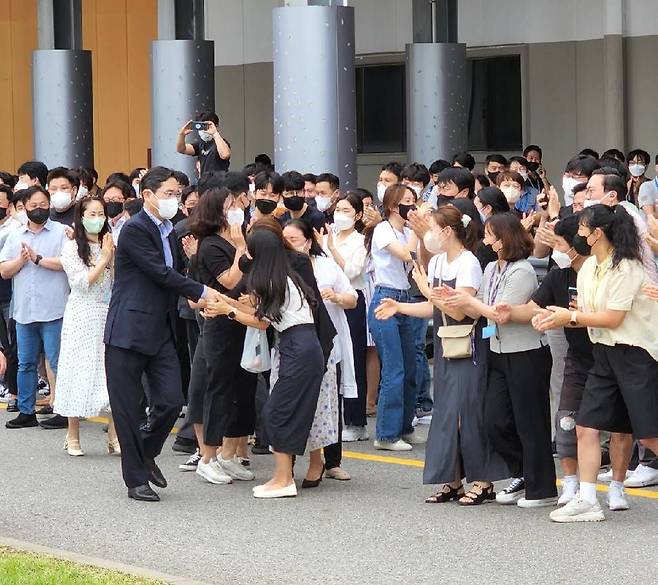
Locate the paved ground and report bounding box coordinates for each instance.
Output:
[1,408,657,585]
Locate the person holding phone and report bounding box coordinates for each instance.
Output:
[176,111,231,176]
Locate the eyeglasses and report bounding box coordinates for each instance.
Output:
[155,190,178,199]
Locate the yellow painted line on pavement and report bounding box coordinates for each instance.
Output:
[5,405,658,500]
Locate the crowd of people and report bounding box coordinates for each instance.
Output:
[0,110,657,520]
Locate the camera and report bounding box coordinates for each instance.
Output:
[191,121,209,131]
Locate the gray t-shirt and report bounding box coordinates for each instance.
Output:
[638,178,658,210]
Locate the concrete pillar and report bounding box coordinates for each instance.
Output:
[603,0,625,151]
[272,4,357,189]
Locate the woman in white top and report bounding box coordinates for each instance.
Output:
[285,219,357,485]
[204,228,324,500]
[53,197,119,457]
[366,184,419,451]
[324,193,370,443]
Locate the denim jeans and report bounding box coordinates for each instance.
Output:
[368,287,417,441]
[16,319,63,414]
[409,297,433,412]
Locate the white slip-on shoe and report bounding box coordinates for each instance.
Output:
[517,496,558,508]
[549,497,605,523]
[196,459,232,485]
[341,425,370,442]
[623,464,658,488]
[253,483,297,499]
[218,455,255,481]
[373,439,412,452]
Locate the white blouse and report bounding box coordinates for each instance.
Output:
[272,277,314,333]
[324,228,367,291]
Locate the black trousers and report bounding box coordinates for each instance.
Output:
[175,316,191,401]
[175,317,202,443]
[0,309,17,395]
[324,363,343,469]
[485,346,557,500]
[343,290,367,427]
[106,337,184,489]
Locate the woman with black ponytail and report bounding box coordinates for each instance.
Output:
[535,204,658,523]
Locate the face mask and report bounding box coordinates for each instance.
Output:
[27,207,50,225]
[518,170,528,181]
[199,130,213,142]
[501,186,521,204]
[398,204,416,221]
[238,254,253,274]
[295,242,309,255]
[479,210,488,223]
[333,212,355,231]
[583,199,597,209]
[106,202,124,218]
[572,233,593,256]
[254,199,277,215]
[227,207,245,227]
[527,161,540,173]
[249,182,255,194]
[562,177,580,200]
[284,195,305,212]
[315,196,332,212]
[423,230,445,255]
[77,185,88,200]
[131,182,140,196]
[82,217,105,235]
[157,197,179,220]
[629,164,646,178]
[551,249,572,269]
[51,191,72,211]
[487,172,499,184]
[410,185,422,197]
[14,181,29,192]
[376,183,386,200]
[15,210,28,225]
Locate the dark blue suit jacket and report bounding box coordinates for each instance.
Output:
[104,209,205,355]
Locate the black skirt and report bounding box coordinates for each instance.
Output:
[263,324,324,455]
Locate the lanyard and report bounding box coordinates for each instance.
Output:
[488,262,509,305]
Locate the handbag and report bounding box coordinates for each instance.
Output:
[240,327,271,373]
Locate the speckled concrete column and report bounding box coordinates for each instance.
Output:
[406,43,467,166]
[32,49,94,168]
[151,40,214,177]
[273,5,357,190]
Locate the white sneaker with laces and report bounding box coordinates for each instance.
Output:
[401,432,425,445]
[196,458,232,484]
[179,449,201,472]
[342,425,370,442]
[218,456,255,481]
[558,481,579,506]
[623,464,658,488]
[607,490,630,511]
[373,439,412,452]
[549,497,605,523]
[517,496,558,508]
[496,477,525,504]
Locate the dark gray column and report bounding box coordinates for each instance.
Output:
[53,0,82,50]
[273,4,357,189]
[174,0,204,41]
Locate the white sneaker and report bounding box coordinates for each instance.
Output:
[401,432,425,445]
[341,425,370,442]
[549,497,605,523]
[517,496,558,508]
[597,468,632,483]
[196,459,232,485]
[624,464,658,488]
[178,449,201,472]
[218,456,255,481]
[253,482,297,499]
[373,439,412,452]
[558,481,579,506]
[495,478,525,504]
[607,489,630,511]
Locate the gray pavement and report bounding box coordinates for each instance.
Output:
[0,409,657,585]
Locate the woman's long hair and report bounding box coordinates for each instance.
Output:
[73,197,110,267]
[579,203,642,267]
[246,225,317,323]
[187,187,231,240]
[284,219,325,257]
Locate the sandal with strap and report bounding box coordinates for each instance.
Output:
[425,483,465,504]
[458,482,496,506]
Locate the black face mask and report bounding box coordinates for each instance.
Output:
[572,234,593,256]
[106,202,124,219]
[398,204,416,221]
[27,207,50,225]
[526,161,540,173]
[488,171,500,184]
[284,195,305,212]
[254,199,278,215]
[238,254,253,274]
[0,208,7,220]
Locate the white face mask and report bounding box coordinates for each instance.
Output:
[583,192,613,208]
[376,183,386,201]
[629,164,646,178]
[423,229,446,255]
[315,196,332,212]
[562,177,580,200]
[156,197,179,220]
[519,170,528,181]
[14,181,29,192]
[227,207,245,226]
[551,249,572,269]
[131,182,140,196]
[410,185,422,197]
[199,130,213,143]
[15,210,28,225]
[51,191,72,211]
[77,185,88,200]
[249,182,256,194]
[333,212,355,231]
[501,186,521,204]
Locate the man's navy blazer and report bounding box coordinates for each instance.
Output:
[104,209,204,356]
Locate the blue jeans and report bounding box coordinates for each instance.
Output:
[16,319,63,414]
[368,287,417,441]
[409,298,433,412]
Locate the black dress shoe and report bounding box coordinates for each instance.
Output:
[6,400,19,413]
[128,484,160,502]
[39,414,68,429]
[145,457,167,488]
[5,413,39,429]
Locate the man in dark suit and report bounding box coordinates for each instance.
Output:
[104,166,218,502]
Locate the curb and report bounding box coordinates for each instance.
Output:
[0,536,210,585]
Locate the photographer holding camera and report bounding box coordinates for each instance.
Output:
[176,111,231,177]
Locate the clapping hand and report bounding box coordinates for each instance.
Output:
[21,242,37,263]
[521,211,536,232]
[363,206,382,228]
[535,221,557,248]
[230,224,246,253]
[407,209,431,240]
[64,225,75,240]
[182,234,198,259]
[532,305,571,332]
[203,291,232,319]
[101,232,115,262]
[374,298,399,320]
[320,288,338,303]
[493,303,512,325]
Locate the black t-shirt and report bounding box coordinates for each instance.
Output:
[196,234,236,295]
[278,205,327,232]
[50,206,76,227]
[531,266,593,369]
[192,139,231,175]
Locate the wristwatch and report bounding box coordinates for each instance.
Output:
[34,254,43,265]
[227,309,237,320]
[569,310,578,326]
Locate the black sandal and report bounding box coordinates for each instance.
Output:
[458,483,495,506]
[425,483,465,504]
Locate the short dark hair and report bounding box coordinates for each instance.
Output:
[602,148,625,163]
[591,168,628,202]
[223,171,250,196]
[102,179,136,201]
[0,172,17,189]
[181,186,198,205]
[486,212,534,261]
[302,173,317,184]
[316,172,340,190]
[627,149,650,165]
[0,184,13,201]
[381,161,403,178]
[437,167,475,197]
[597,158,629,182]
[554,214,579,246]
[77,167,98,187]
[140,166,176,195]
[173,170,190,187]
[124,199,143,216]
[565,154,601,178]
[46,166,80,189]
[477,187,510,214]
[400,163,430,187]
[17,161,48,186]
[129,167,147,183]
[198,111,219,125]
[452,151,475,171]
[188,187,232,239]
[198,171,226,196]
[255,170,284,195]
[281,171,305,192]
[474,174,491,189]
[242,162,268,177]
[23,185,50,203]
[106,171,131,185]
[496,170,525,188]
[572,182,587,196]
[508,156,529,168]
[579,148,600,159]
[485,154,508,166]
[523,145,542,159]
[255,153,272,168]
[429,159,451,175]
